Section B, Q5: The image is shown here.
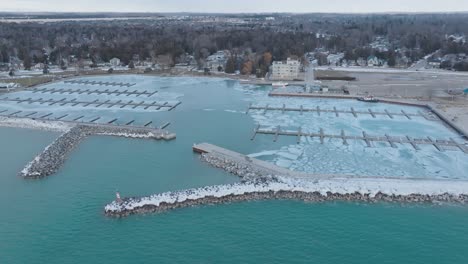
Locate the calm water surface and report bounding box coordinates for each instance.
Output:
[0,76,467,263]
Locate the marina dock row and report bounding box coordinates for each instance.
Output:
[246,103,437,120]
[0,97,181,111]
[267,90,468,141]
[250,125,468,153]
[0,110,171,131]
[21,124,176,179]
[64,80,136,87]
[33,87,158,97]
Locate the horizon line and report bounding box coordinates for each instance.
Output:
[2,11,468,15]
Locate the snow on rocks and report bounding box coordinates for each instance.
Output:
[0,116,72,132]
[104,176,468,217]
[20,126,87,178]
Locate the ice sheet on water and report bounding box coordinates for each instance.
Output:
[237,84,468,179]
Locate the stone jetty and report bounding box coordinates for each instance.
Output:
[104,176,468,217]
[20,124,176,179]
[104,143,468,217]
[21,126,88,178]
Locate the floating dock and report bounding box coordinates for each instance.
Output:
[247,104,438,120]
[33,87,158,97]
[0,97,181,111]
[250,126,468,153]
[64,80,136,87]
[0,110,174,135]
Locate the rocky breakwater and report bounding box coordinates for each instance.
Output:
[20,124,176,179]
[20,126,89,178]
[91,125,176,140]
[104,176,468,217]
[200,153,275,180]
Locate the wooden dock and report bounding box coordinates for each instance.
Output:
[251,126,468,153]
[247,104,437,120]
[33,87,157,97]
[0,109,173,132]
[64,80,136,87]
[0,97,181,111]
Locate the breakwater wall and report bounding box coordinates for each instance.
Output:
[104,177,468,217]
[21,126,88,178]
[20,124,176,178]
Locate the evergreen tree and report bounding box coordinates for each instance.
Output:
[225,56,236,74]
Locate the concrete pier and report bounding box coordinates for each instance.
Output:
[193,143,331,179]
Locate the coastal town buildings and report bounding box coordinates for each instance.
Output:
[206,50,230,71]
[110,58,121,67]
[269,58,301,80]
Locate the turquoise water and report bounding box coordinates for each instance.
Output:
[1,76,468,263]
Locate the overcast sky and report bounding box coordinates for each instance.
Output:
[2,0,468,13]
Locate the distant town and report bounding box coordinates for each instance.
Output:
[0,12,468,88]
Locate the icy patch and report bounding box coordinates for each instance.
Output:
[0,117,71,132]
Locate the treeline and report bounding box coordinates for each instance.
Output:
[0,13,467,71]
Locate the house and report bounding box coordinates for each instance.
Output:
[367,56,380,67]
[33,63,44,70]
[395,56,410,68]
[427,58,442,68]
[269,58,301,80]
[110,58,121,67]
[446,34,466,44]
[206,50,230,71]
[0,63,9,72]
[327,53,344,66]
[356,57,367,67]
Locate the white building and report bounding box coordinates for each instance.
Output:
[206,51,229,71]
[110,58,121,67]
[327,53,344,66]
[269,58,301,80]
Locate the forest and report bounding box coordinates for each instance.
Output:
[1,13,468,72]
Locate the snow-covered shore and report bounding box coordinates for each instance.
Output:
[104,176,468,217]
